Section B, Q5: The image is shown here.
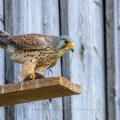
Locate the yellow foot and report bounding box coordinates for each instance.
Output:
[30,73,36,80]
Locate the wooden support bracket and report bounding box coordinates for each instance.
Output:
[0,77,81,107]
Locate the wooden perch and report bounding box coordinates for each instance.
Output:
[0,77,80,107]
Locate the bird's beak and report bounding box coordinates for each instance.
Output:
[67,42,75,52]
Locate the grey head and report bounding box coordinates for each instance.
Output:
[53,35,75,52]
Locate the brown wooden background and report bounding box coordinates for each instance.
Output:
[0,0,119,120]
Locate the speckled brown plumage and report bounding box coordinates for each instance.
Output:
[9,34,56,49]
[0,30,75,81]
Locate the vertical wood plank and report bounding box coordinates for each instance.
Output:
[5,1,29,119]
[114,0,120,118]
[0,0,5,119]
[0,0,4,85]
[38,1,63,120]
[60,0,106,120]
[59,1,72,120]
[5,0,63,120]
[106,0,120,120]
[105,0,115,120]
[42,0,61,77]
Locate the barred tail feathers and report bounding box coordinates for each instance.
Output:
[0,35,9,50]
[0,30,9,35]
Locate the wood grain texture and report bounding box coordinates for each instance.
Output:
[106,0,120,120]
[37,1,63,120]
[60,0,106,120]
[0,77,80,107]
[114,1,120,120]
[5,0,27,119]
[59,1,72,120]
[5,0,63,120]
[105,0,116,120]
[0,0,5,120]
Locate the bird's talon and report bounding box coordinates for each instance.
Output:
[30,73,36,80]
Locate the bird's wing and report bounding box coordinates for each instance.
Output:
[8,34,56,49]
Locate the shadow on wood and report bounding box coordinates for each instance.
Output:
[0,77,80,107]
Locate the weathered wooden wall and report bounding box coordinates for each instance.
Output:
[60,0,106,120]
[0,0,119,120]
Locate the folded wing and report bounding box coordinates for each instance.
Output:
[8,34,56,50]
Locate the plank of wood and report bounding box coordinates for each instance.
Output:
[59,1,72,120]
[0,77,80,107]
[39,1,63,120]
[105,1,115,119]
[5,0,27,119]
[106,0,120,120]
[60,0,106,120]
[0,0,5,120]
[105,0,115,120]
[114,1,120,120]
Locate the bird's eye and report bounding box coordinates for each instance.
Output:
[65,40,69,44]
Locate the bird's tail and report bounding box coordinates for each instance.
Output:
[0,30,9,35]
[0,30,9,50]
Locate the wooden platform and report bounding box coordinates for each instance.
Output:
[0,77,80,107]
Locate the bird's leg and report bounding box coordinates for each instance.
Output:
[31,73,44,79]
[24,73,44,81]
[35,66,46,79]
[30,73,36,80]
[20,59,36,81]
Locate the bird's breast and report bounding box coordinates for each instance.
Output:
[37,50,58,66]
[10,48,59,66]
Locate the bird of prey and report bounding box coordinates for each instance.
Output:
[0,30,75,81]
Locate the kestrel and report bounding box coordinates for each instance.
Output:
[0,30,75,81]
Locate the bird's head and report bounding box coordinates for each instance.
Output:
[55,35,75,54]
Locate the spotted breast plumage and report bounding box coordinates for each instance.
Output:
[0,30,75,81]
